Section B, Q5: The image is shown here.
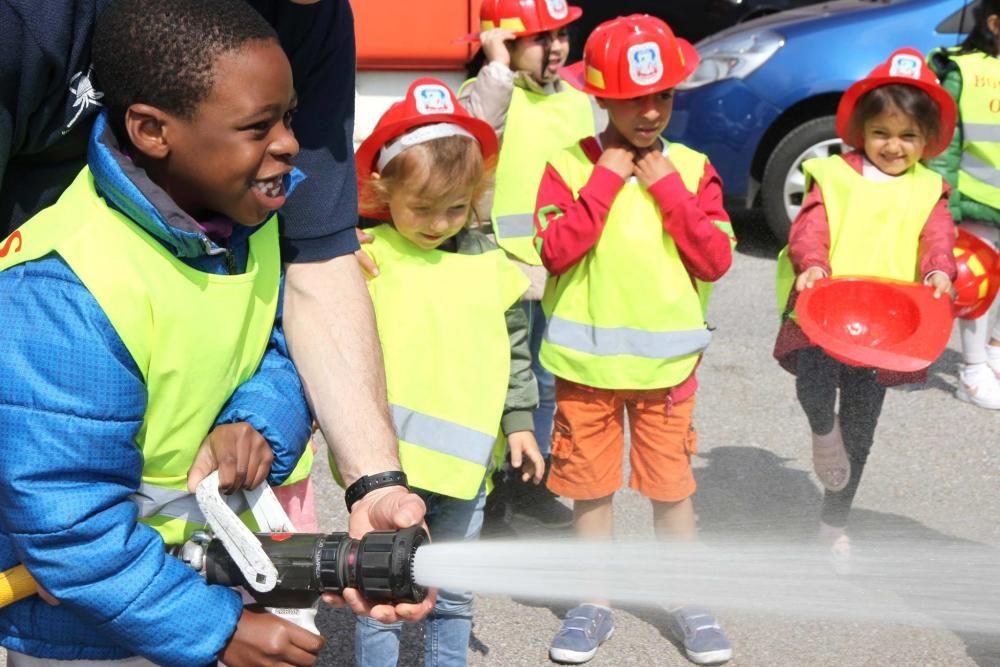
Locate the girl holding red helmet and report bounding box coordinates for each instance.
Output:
[456,0,604,529]
[533,14,735,666]
[773,48,958,570]
[928,0,1000,410]
[352,78,545,667]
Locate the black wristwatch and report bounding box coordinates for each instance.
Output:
[344,471,409,512]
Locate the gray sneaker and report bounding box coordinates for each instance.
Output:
[549,604,615,664]
[667,606,733,665]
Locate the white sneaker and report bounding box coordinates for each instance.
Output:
[957,363,1000,410]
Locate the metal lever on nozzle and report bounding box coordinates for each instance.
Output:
[194,471,321,633]
[189,473,429,631]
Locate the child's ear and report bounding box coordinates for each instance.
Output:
[124,104,171,159]
[371,172,381,181]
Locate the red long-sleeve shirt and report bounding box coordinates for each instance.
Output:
[533,137,734,278]
[788,150,957,280]
[532,137,734,398]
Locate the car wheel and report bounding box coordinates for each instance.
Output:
[761,116,847,242]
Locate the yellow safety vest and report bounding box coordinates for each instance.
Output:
[362,225,529,499]
[0,168,310,544]
[775,155,943,313]
[470,80,595,265]
[949,51,1000,208]
[538,142,724,390]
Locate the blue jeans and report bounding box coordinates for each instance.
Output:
[524,300,556,458]
[355,484,487,667]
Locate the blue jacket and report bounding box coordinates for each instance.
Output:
[0,114,312,665]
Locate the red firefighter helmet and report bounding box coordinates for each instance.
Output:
[836,47,957,159]
[952,228,1000,320]
[355,77,498,219]
[462,0,582,41]
[561,14,699,99]
[795,277,954,373]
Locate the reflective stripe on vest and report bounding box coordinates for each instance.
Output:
[0,168,281,545]
[131,483,247,524]
[545,316,712,359]
[539,142,714,390]
[360,225,529,499]
[482,81,595,265]
[774,155,943,315]
[494,213,536,241]
[390,404,496,467]
[950,52,1000,208]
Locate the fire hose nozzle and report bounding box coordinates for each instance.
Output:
[202,525,429,608]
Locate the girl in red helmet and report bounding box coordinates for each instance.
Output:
[456,0,601,530]
[928,0,1000,410]
[534,14,735,666]
[352,77,544,667]
[773,48,958,571]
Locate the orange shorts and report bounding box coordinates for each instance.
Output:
[546,378,698,502]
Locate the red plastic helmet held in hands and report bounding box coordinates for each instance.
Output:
[561,14,699,99]
[795,277,954,373]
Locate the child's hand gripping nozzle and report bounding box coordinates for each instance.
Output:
[0,472,429,631]
[181,471,430,634]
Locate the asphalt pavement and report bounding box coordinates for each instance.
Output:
[2,212,996,667]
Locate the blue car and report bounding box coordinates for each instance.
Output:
[667,0,978,239]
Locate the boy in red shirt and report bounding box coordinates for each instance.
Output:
[533,14,734,667]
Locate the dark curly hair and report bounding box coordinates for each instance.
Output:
[92,0,278,141]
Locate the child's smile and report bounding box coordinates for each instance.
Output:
[154,40,299,226]
[862,107,927,176]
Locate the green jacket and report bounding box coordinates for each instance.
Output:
[443,227,538,435]
[926,48,1000,227]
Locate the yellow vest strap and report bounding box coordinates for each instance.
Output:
[546,315,712,359]
[960,152,1000,188]
[494,213,535,239]
[391,404,497,467]
[131,483,246,524]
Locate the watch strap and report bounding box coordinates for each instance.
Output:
[344,471,409,512]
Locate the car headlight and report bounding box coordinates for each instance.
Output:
[677,31,784,90]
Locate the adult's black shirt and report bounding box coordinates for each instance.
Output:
[0,0,360,261]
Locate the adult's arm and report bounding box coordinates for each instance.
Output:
[266,0,430,622]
